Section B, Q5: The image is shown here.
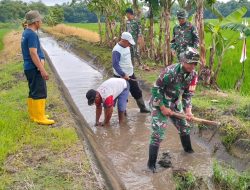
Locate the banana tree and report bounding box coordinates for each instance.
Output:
[205,6,248,87]
[160,0,175,66]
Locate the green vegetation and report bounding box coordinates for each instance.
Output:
[173,170,199,190]
[66,23,103,33]
[213,161,250,190]
[0,31,99,189]
[69,19,250,93]
[0,23,17,51]
[0,29,9,50]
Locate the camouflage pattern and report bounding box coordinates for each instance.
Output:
[177,9,187,19]
[126,19,142,42]
[179,47,200,64]
[171,21,199,60]
[149,63,198,146]
[126,19,142,65]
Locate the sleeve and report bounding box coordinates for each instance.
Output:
[182,74,198,109]
[192,25,199,48]
[103,95,114,108]
[28,32,38,49]
[151,68,172,108]
[170,27,176,50]
[112,51,125,77]
[40,48,45,59]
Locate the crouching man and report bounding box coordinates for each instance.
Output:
[86,78,129,126]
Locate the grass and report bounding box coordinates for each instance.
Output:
[66,23,104,33]
[0,29,100,189]
[0,29,11,51]
[44,24,100,43]
[173,170,201,190]
[213,161,250,190]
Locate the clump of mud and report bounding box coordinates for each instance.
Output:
[158,151,172,168]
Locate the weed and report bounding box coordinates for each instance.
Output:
[213,161,250,190]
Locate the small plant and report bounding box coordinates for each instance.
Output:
[213,161,250,190]
[173,170,197,190]
[221,124,246,150]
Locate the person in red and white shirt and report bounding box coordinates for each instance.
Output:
[86,78,129,126]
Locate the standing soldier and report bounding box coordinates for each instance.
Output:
[125,8,143,65]
[21,10,55,125]
[171,9,199,61]
[147,47,200,173]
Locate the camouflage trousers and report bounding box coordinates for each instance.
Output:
[130,44,141,65]
[149,100,191,147]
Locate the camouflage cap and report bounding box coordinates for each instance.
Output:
[25,10,42,24]
[177,9,187,19]
[180,47,200,64]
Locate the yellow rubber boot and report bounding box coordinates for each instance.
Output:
[32,99,55,125]
[27,98,35,121]
[28,98,49,121]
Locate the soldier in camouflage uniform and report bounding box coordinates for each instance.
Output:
[147,47,200,173]
[171,9,199,61]
[125,8,142,65]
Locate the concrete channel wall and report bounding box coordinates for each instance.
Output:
[42,46,127,190]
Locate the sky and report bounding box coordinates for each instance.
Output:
[22,0,232,6]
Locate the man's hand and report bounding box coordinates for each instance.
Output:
[160,105,173,116]
[185,108,193,121]
[123,74,130,80]
[171,50,176,57]
[41,59,45,66]
[95,121,104,126]
[40,68,49,80]
[137,36,144,46]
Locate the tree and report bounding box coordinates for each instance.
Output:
[205,6,248,87]
[160,0,175,65]
[44,7,64,26]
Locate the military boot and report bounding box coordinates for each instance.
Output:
[180,134,194,153]
[136,97,150,113]
[147,144,159,173]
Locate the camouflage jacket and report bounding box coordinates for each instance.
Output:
[171,22,199,55]
[151,63,198,111]
[126,19,142,43]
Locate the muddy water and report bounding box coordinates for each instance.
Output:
[41,36,213,190]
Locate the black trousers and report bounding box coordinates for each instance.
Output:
[113,74,142,100]
[24,69,47,99]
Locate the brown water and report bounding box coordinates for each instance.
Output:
[41,36,215,190]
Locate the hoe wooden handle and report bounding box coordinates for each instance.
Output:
[172,112,220,127]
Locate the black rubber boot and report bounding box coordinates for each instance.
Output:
[147,144,159,173]
[136,97,150,113]
[180,134,194,153]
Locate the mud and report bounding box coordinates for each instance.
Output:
[41,35,215,190]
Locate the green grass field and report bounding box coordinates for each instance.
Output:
[0,28,98,189]
[0,29,10,50]
[0,23,19,51]
[68,20,250,93]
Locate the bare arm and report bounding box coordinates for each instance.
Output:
[104,106,113,126]
[29,48,49,80]
[95,104,102,126]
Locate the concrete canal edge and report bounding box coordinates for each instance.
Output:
[43,49,127,190]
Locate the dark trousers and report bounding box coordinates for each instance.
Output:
[24,69,47,99]
[113,74,142,100]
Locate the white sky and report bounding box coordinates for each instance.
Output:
[22,0,232,6]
